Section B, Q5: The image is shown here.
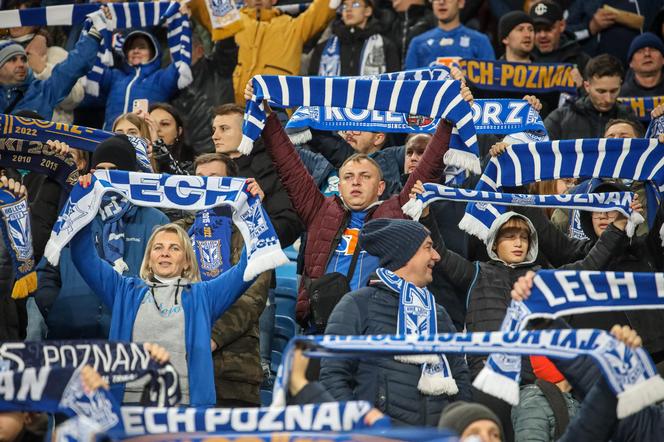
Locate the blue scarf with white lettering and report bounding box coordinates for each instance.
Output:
[475,270,664,418]
[45,171,288,281]
[189,207,233,281]
[0,114,154,176]
[0,340,181,408]
[377,268,457,397]
[241,70,481,174]
[272,329,664,419]
[99,195,137,275]
[286,98,546,138]
[0,190,36,299]
[436,58,578,94]
[403,183,644,237]
[464,138,664,242]
[618,96,664,121]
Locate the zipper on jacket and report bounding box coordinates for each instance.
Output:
[122,67,142,115]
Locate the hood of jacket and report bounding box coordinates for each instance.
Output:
[333,17,384,43]
[121,30,161,75]
[579,180,628,242]
[485,211,539,267]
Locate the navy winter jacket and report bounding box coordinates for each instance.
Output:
[320,279,472,426]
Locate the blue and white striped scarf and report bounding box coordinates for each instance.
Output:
[242,71,480,173]
[377,268,458,397]
[0,3,189,98]
[272,329,664,418]
[45,171,289,282]
[463,138,664,241]
[404,183,644,237]
[475,270,664,418]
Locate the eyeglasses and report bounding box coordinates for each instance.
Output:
[340,1,363,10]
[591,211,619,220]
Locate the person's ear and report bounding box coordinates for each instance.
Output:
[377,180,385,197]
[583,80,591,95]
[365,5,373,17]
[558,20,566,33]
[374,132,386,147]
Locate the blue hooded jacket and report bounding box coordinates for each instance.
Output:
[96,27,192,129]
[69,221,254,406]
[0,33,99,119]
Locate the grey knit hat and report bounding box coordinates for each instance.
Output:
[438,401,504,439]
[358,218,430,271]
[0,40,26,69]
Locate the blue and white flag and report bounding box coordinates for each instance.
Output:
[242,71,481,174]
[403,183,644,237]
[273,329,664,419]
[474,270,664,418]
[0,191,36,299]
[44,171,288,281]
[463,138,664,241]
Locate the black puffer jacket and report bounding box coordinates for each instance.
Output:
[308,18,400,76]
[436,211,628,378]
[320,279,472,426]
[233,138,304,248]
[384,4,436,68]
[544,95,638,140]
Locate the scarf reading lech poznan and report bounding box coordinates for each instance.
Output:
[474,269,664,418]
[44,171,288,281]
[402,183,644,237]
[462,138,664,241]
[271,329,663,418]
[242,71,481,174]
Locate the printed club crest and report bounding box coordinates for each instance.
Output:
[197,239,223,275]
[2,199,33,260]
[407,115,434,128]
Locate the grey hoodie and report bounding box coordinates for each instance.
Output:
[485,211,539,267]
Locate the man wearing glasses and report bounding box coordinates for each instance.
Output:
[309,0,400,76]
[405,0,494,70]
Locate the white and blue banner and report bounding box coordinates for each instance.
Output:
[242,70,481,174]
[474,270,664,418]
[403,183,644,237]
[44,171,289,281]
[463,138,664,241]
[273,329,664,419]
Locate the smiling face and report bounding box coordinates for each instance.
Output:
[338,158,385,211]
[148,230,188,279]
[125,36,154,66]
[493,217,530,264]
[396,236,440,287]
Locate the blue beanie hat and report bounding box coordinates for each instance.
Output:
[627,32,664,62]
[359,218,430,271]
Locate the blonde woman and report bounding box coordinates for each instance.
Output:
[70,181,253,406]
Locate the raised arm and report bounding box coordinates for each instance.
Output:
[292,0,337,43]
[262,113,326,227]
[70,222,127,308]
[200,247,255,320]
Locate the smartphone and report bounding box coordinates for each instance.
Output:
[132,98,149,114]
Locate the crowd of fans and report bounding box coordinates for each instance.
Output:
[2,0,664,441]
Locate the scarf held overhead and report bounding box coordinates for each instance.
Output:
[435,58,577,94]
[474,270,664,418]
[44,171,288,281]
[242,72,480,174]
[403,183,644,237]
[272,329,663,419]
[617,96,664,121]
[287,99,545,135]
[463,138,664,241]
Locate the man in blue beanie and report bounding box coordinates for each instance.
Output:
[320,218,471,426]
[620,32,664,97]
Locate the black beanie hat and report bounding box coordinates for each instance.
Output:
[499,11,534,42]
[438,401,504,438]
[91,135,138,171]
[358,218,430,271]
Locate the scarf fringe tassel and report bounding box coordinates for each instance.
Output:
[443,149,481,176]
[616,375,664,418]
[244,248,290,281]
[288,129,313,146]
[458,213,490,242]
[472,365,520,406]
[11,271,37,299]
[418,369,459,396]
